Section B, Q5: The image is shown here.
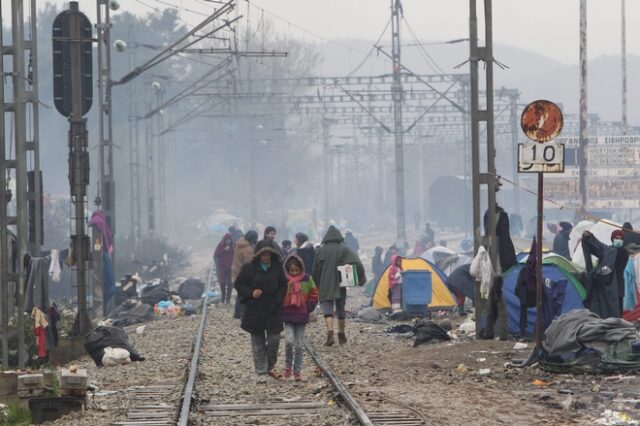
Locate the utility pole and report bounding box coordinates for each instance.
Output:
[322,118,331,225]
[128,25,142,248]
[0,1,7,369]
[390,0,406,246]
[509,92,520,216]
[621,0,627,135]
[578,0,588,214]
[376,126,385,213]
[154,85,166,235]
[469,0,501,338]
[96,0,116,248]
[145,79,156,234]
[1,0,42,368]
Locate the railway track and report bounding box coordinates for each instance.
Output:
[113,263,430,426]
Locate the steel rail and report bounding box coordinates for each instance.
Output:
[176,262,213,426]
[304,341,374,426]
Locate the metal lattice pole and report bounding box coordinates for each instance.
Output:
[621,0,627,136]
[390,0,406,246]
[578,0,588,214]
[96,0,115,260]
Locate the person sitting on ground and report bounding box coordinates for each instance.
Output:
[552,221,573,260]
[281,255,318,381]
[388,255,403,312]
[234,240,287,383]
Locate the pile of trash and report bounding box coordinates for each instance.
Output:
[84,325,145,367]
[104,275,205,326]
[540,309,640,374]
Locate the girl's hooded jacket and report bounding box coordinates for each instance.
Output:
[282,254,319,324]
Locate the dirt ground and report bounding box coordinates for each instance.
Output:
[306,315,640,425]
[37,234,640,425]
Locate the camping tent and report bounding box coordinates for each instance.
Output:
[420,246,471,276]
[503,256,586,335]
[371,257,456,311]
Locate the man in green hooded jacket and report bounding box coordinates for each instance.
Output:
[312,226,366,346]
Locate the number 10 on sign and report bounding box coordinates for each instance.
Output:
[518,141,565,173]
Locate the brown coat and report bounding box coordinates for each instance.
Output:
[231,237,255,282]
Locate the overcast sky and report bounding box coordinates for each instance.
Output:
[2,0,637,65]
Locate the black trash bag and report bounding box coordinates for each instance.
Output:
[107,300,154,326]
[412,319,451,347]
[385,324,414,334]
[178,278,205,300]
[84,326,145,366]
[140,281,170,306]
[389,311,410,321]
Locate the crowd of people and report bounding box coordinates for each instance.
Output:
[213,225,365,383]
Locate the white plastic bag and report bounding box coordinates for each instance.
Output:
[102,347,131,367]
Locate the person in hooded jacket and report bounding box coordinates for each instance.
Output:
[214,233,235,305]
[231,230,259,319]
[293,232,315,273]
[281,254,318,381]
[371,246,385,282]
[312,226,366,346]
[234,240,287,383]
[552,221,573,260]
[388,255,403,312]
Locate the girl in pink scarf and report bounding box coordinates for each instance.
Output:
[388,255,403,312]
[281,255,318,381]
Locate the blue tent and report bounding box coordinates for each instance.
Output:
[503,258,586,336]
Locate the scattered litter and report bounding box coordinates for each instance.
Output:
[476,358,486,362]
[532,379,552,387]
[592,384,601,393]
[456,363,467,373]
[135,325,145,335]
[558,389,574,395]
[478,368,491,376]
[458,319,476,333]
[102,347,131,367]
[514,342,529,350]
[593,409,639,425]
[604,375,636,382]
[561,395,573,410]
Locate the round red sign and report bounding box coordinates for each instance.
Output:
[520,100,564,142]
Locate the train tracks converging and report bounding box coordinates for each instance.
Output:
[114,263,429,426]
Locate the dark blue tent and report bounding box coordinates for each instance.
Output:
[503,259,586,336]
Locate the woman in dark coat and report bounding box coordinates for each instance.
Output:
[234,240,287,383]
[214,233,235,305]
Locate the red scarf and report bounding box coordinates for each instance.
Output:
[285,271,305,308]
